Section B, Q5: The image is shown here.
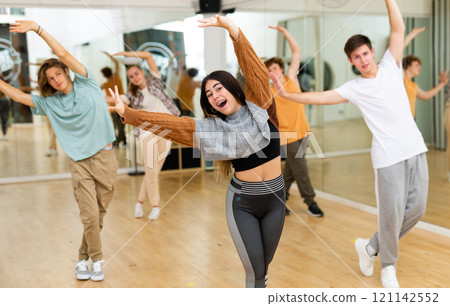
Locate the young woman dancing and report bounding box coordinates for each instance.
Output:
[109,15,285,288]
[110,50,180,220]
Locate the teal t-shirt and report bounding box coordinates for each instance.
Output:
[31,68,115,161]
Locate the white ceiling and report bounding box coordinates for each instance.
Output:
[0,0,432,20]
[2,0,432,17]
[3,0,267,10]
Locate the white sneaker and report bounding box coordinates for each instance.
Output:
[0,135,7,141]
[381,265,399,288]
[90,260,104,282]
[134,202,144,218]
[74,259,90,280]
[148,207,160,220]
[355,238,376,277]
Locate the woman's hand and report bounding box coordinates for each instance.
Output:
[268,24,286,32]
[198,14,239,40]
[102,51,114,58]
[113,51,150,59]
[439,71,449,85]
[269,72,287,98]
[10,20,39,34]
[107,86,126,117]
[112,51,134,57]
[411,26,426,36]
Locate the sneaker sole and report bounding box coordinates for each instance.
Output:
[90,275,104,282]
[307,210,324,217]
[76,274,90,280]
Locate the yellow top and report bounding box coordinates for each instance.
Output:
[404,76,419,117]
[176,74,195,111]
[271,77,310,145]
[103,74,124,97]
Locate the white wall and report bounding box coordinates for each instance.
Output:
[24,8,124,84]
[241,0,431,17]
[19,3,434,128]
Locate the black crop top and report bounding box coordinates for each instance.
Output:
[230,120,280,172]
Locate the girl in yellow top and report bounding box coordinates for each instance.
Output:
[403,27,448,117]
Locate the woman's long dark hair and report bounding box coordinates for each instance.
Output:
[199,70,246,179]
[200,70,246,120]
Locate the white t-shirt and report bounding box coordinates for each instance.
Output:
[335,49,427,169]
[121,88,172,140]
[121,88,171,114]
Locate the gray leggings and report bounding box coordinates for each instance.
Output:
[368,153,428,267]
[226,175,285,288]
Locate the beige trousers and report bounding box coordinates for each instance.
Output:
[137,131,172,207]
[69,148,118,261]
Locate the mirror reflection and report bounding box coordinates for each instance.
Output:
[0,1,448,233]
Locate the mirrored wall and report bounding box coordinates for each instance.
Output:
[0,1,448,229]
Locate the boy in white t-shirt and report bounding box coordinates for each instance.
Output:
[270,0,428,288]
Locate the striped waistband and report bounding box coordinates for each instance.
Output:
[229,174,284,195]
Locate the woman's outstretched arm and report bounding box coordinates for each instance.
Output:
[113,51,161,78]
[108,86,196,147]
[198,15,273,110]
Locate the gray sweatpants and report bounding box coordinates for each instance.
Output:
[368,153,428,268]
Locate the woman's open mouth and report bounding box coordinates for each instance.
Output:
[217,100,227,108]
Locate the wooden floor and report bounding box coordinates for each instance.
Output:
[1,120,449,228]
[306,149,450,228]
[0,170,449,288]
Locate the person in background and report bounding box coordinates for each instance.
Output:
[110,50,180,220]
[101,51,127,147]
[0,87,9,141]
[402,27,448,117]
[265,24,324,217]
[176,67,202,117]
[24,63,59,156]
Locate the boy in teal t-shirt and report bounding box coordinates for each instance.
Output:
[31,68,115,161]
[1,20,118,282]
